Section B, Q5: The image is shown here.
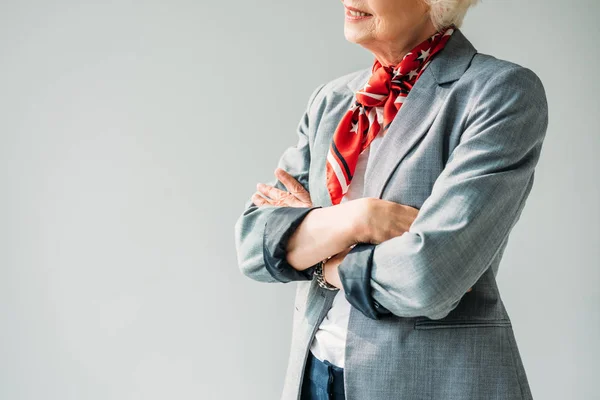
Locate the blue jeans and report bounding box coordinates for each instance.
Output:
[300,351,346,400]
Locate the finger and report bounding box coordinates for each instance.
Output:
[255,185,305,208]
[252,192,272,207]
[466,287,473,293]
[275,168,312,204]
[275,168,311,203]
[256,182,288,202]
[271,194,305,208]
[257,182,308,207]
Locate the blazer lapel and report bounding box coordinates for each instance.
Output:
[361,28,477,199]
[323,28,477,203]
[361,69,445,199]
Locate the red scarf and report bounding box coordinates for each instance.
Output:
[326,26,455,205]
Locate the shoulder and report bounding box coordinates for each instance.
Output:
[460,52,547,112]
[456,52,549,145]
[468,52,544,89]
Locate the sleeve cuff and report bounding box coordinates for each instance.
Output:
[263,206,322,283]
[338,243,392,319]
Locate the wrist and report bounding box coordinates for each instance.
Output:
[324,258,343,289]
[310,205,360,249]
[346,197,375,244]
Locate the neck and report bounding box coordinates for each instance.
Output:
[369,21,439,67]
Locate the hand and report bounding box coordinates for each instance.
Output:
[349,197,419,245]
[252,168,313,208]
[322,246,354,290]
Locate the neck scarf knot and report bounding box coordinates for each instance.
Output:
[325,26,455,205]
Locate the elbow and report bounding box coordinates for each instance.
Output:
[375,271,463,320]
[234,214,281,284]
[412,265,465,320]
[234,215,250,276]
[235,243,282,284]
[236,255,257,280]
[237,258,278,284]
[234,209,314,284]
[339,243,459,320]
[412,277,465,320]
[381,290,459,320]
[417,296,460,320]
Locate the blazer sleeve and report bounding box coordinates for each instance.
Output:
[337,66,549,320]
[234,82,326,283]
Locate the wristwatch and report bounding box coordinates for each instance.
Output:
[314,258,339,291]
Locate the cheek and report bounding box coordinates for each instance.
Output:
[372,0,426,35]
[374,15,406,39]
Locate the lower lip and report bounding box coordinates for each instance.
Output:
[345,10,372,21]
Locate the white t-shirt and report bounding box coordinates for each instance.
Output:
[309,123,386,368]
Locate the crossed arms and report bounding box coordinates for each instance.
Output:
[234,66,548,320]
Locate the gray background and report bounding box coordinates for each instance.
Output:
[0,0,598,399]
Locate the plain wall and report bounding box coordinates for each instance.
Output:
[1,0,598,399]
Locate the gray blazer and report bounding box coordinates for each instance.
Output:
[234,28,548,400]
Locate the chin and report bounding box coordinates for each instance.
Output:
[344,27,371,45]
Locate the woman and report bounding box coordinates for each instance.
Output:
[234,0,548,399]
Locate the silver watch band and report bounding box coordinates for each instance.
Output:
[314,260,339,291]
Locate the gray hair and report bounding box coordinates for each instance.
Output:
[424,0,480,30]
